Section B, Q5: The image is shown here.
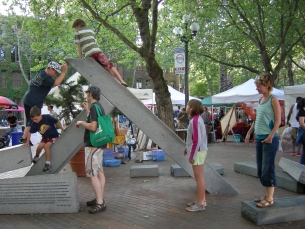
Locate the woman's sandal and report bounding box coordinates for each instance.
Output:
[187,200,207,207]
[88,201,106,214]
[254,196,266,203]
[186,202,205,212]
[256,199,274,208]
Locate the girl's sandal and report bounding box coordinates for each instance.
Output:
[256,199,274,208]
[186,202,205,212]
[254,196,266,203]
[187,200,207,207]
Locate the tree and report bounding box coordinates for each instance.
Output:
[25,0,175,129]
[189,0,305,86]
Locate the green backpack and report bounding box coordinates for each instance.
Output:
[90,104,115,147]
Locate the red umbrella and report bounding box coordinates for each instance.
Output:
[0,96,18,109]
[4,106,24,111]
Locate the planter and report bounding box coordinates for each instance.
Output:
[70,146,86,177]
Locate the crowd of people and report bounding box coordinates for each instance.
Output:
[5,17,303,215]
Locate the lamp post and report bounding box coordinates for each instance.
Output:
[173,15,200,106]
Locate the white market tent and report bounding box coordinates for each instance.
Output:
[141,85,200,105]
[212,79,284,104]
[284,84,305,117]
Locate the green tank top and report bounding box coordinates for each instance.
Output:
[254,95,278,139]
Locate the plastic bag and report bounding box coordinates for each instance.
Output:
[281,127,292,153]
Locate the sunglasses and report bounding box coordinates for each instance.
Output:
[255,75,269,81]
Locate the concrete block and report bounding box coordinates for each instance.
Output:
[130,165,159,177]
[0,172,79,214]
[234,161,258,177]
[170,164,191,177]
[209,162,224,175]
[241,196,305,225]
[66,58,239,194]
[276,172,305,193]
[278,157,305,184]
[0,145,32,173]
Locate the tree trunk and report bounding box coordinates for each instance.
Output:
[286,57,294,86]
[145,57,174,130]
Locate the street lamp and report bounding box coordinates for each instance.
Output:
[173,14,200,106]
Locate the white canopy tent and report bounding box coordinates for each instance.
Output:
[212,79,284,104]
[141,85,200,105]
[284,84,305,117]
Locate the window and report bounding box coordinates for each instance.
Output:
[136,79,142,89]
[11,46,19,62]
[146,80,151,89]
[136,61,142,70]
[12,72,22,87]
[0,47,5,61]
[1,71,6,88]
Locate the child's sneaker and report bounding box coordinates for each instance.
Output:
[19,137,33,146]
[43,164,52,172]
[32,155,40,164]
[296,152,302,157]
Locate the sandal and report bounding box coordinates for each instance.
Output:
[88,201,106,214]
[254,196,266,203]
[186,202,205,212]
[86,198,105,207]
[256,199,274,208]
[187,200,207,207]
[121,82,129,87]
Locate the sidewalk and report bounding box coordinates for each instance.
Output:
[0,141,304,229]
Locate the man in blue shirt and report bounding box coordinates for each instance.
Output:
[20,61,68,145]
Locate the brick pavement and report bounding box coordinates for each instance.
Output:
[0,141,305,229]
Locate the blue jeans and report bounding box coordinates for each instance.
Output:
[8,127,17,138]
[299,134,305,165]
[127,143,137,159]
[256,136,279,187]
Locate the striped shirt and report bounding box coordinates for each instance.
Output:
[254,95,278,138]
[74,27,101,57]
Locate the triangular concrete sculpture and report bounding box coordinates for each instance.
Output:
[66,58,239,194]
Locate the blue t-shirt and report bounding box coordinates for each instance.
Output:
[23,69,55,108]
[30,114,59,138]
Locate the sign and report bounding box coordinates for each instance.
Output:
[174,47,185,74]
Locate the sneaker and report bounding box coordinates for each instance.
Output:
[32,155,40,164]
[290,152,296,156]
[42,164,52,172]
[19,137,33,146]
[296,153,302,157]
[18,137,26,144]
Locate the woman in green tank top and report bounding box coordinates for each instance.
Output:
[245,73,281,208]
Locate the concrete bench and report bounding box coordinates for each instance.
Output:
[241,196,305,225]
[278,157,305,184]
[170,164,191,177]
[234,161,258,177]
[276,172,305,193]
[130,165,159,177]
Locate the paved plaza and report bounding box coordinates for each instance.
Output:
[0,141,304,229]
